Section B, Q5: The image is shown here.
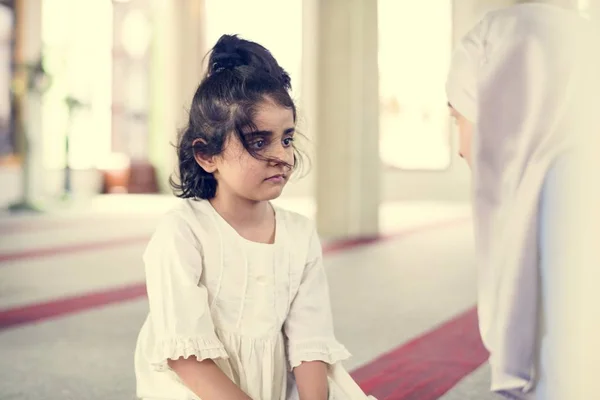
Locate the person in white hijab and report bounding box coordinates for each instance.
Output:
[446,2,600,399]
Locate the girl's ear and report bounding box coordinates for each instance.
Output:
[192,138,217,173]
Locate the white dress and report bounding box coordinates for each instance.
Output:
[134,198,375,400]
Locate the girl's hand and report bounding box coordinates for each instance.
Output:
[168,356,253,400]
[293,361,329,400]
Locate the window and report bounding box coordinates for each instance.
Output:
[378,0,453,170]
[41,0,113,170]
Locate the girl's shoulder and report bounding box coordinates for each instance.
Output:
[148,198,219,247]
[272,203,317,241]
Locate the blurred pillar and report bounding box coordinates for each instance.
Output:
[148,0,206,192]
[0,3,14,160]
[299,0,317,151]
[313,0,380,239]
[14,0,44,202]
[112,0,157,194]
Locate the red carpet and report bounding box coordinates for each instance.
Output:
[0,283,148,329]
[352,307,489,399]
[0,236,150,264]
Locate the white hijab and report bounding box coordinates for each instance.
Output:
[446,3,598,395]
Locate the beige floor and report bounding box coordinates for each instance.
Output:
[0,195,497,400]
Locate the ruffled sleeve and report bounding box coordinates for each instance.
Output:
[143,212,228,371]
[283,223,351,370]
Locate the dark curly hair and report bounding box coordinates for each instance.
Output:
[169,34,306,200]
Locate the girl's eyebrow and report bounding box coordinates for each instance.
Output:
[243,127,295,137]
[244,130,272,138]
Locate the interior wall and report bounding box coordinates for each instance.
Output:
[281,162,472,202]
[371,0,517,203]
[281,0,517,204]
[0,0,521,209]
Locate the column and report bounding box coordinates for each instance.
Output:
[112,0,156,193]
[148,0,206,192]
[313,0,380,239]
[15,0,44,205]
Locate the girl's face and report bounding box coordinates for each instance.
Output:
[449,105,473,168]
[199,99,296,203]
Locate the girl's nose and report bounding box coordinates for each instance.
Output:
[269,146,293,167]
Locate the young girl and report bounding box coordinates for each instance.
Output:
[134,34,375,400]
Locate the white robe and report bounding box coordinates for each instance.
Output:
[446,3,600,396]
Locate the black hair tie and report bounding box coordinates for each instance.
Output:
[212,52,245,73]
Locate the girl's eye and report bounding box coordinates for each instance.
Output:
[282,137,294,147]
[251,140,265,149]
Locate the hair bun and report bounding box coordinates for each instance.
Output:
[209,35,248,74]
[211,51,245,73]
[207,34,291,90]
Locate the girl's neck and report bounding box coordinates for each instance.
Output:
[208,194,272,229]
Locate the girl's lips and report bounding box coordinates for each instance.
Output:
[265,174,285,183]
